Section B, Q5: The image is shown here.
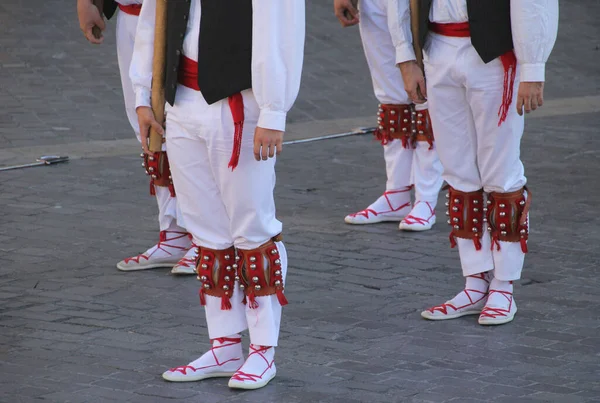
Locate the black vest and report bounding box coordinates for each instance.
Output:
[102,0,118,20]
[165,0,253,106]
[419,0,514,64]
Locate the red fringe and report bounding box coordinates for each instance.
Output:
[498,51,517,126]
[227,94,245,171]
[199,289,206,306]
[276,289,288,306]
[491,237,501,251]
[221,295,232,310]
[374,129,391,146]
[168,183,176,197]
[449,233,457,249]
[401,135,409,149]
[473,237,482,251]
[520,238,528,254]
[247,293,259,309]
[149,181,156,196]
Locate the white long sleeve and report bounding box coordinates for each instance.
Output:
[251,0,305,132]
[129,0,155,109]
[388,0,416,65]
[511,0,559,82]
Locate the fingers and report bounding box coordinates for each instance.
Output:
[261,141,269,161]
[537,92,544,108]
[84,27,103,44]
[523,95,532,114]
[254,137,261,161]
[418,77,428,100]
[139,128,150,155]
[516,95,524,116]
[276,141,283,156]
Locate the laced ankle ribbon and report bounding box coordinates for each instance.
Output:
[348,187,412,219]
[479,289,514,319]
[123,231,191,264]
[230,345,274,383]
[426,273,489,315]
[168,337,242,375]
[401,201,435,226]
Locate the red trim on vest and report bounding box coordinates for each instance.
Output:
[178,56,245,171]
[118,4,142,16]
[429,22,516,127]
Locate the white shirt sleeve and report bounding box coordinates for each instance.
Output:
[388,0,416,65]
[511,0,559,82]
[251,0,305,132]
[129,0,155,109]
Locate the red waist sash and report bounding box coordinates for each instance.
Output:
[118,4,142,16]
[178,55,245,170]
[429,22,516,126]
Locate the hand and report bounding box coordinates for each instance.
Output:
[254,127,283,161]
[334,0,359,27]
[136,106,164,155]
[77,0,106,44]
[399,60,427,104]
[516,82,544,116]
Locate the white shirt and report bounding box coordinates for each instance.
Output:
[130,0,305,132]
[115,0,142,6]
[389,0,559,82]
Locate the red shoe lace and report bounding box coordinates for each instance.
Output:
[401,201,434,225]
[174,243,199,268]
[168,337,242,375]
[479,290,513,318]
[348,188,412,218]
[230,345,274,383]
[124,231,191,264]
[427,273,489,314]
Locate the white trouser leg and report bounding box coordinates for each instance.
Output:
[384,140,413,191]
[116,12,140,139]
[117,12,182,232]
[166,87,283,343]
[462,39,526,281]
[359,0,410,105]
[208,90,284,346]
[425,34,493,277]
[166,90,246,337]
[411,141,443,205]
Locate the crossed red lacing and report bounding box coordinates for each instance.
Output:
[174,242,199,268]
[229,345,273,383]
[123,231,191,264]
[168,337,242,375]
[426,273,489,315]
[401,201,434,226]
[479,289,513,319]
[348,188,412,219]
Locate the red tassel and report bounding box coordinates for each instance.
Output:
[199,289,206,306]
[401,135,409,149]
[168,183,176,197]
[247,293,259,309]
[374,129,391,145]
[498,50,517,126]
[520,238,528,254]
[227,93,245,171]
[149,181,156,196]
[449,233,457,249]
[276,289,288,306]
[491,237,502,251]
[473,237,482,251]
[221,295,232,310]
[242,295,247,305]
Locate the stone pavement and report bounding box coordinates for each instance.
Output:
[1,0,600,402]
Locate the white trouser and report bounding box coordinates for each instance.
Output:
[116,11,181,231]
[359,0,442,204]
[424,33,526,281]
[165,86,285,346]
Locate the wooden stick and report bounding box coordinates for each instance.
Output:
[409,0,424,71]
[149,0,168,152]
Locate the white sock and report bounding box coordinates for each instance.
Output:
[486,278,514,308]
[366,188,411,214]
[447,271,491,306]
[186,334,243,370]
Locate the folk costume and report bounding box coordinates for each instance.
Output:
[392,0,559,324]
[344,0,443,231]
[98,0,196,274]
[130,0,305,389]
